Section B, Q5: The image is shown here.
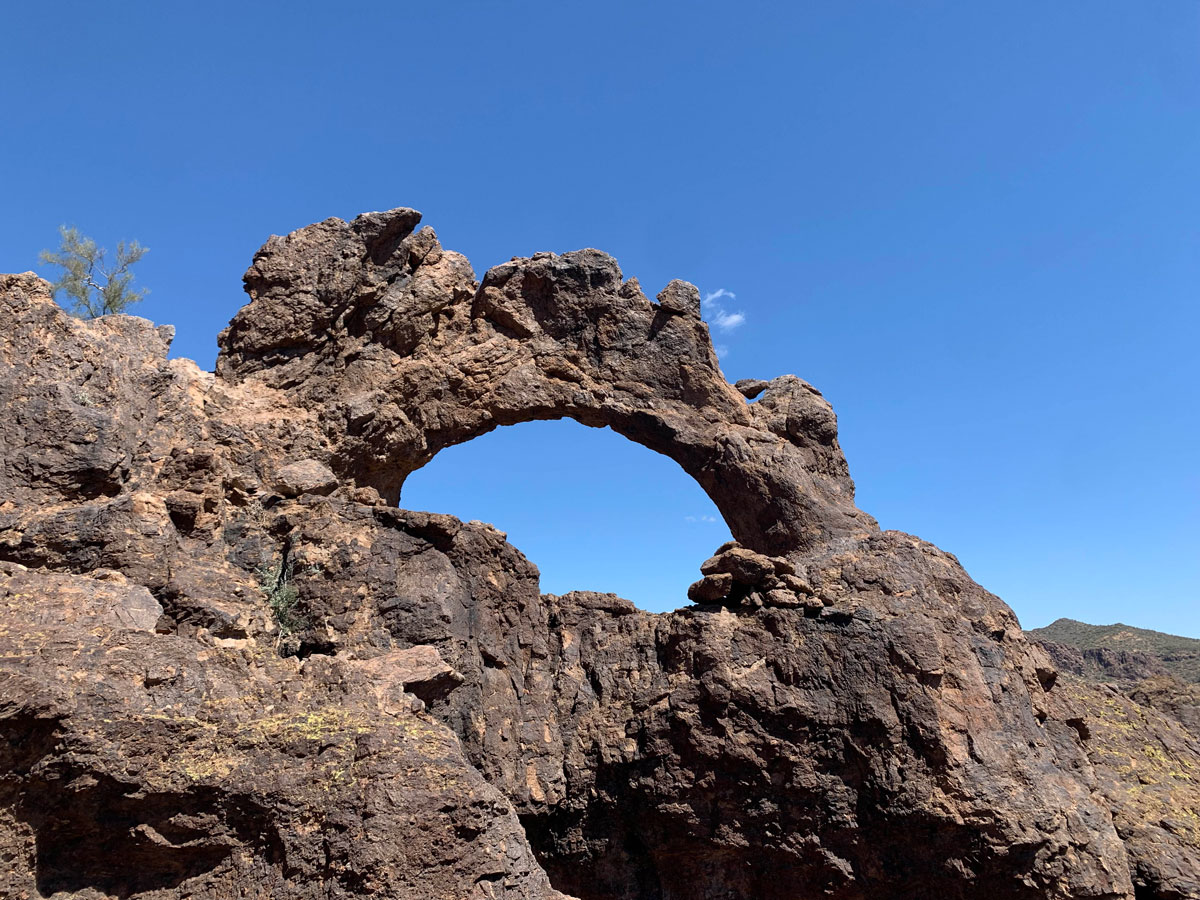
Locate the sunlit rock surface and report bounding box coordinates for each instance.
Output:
[0,211,1195,898]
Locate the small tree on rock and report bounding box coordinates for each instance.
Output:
[40,226,148,317]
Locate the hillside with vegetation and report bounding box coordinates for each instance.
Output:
[1031,618,1200,684]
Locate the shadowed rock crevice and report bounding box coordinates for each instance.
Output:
[22,777,240,897]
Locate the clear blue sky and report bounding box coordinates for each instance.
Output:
[3,2,1197,635]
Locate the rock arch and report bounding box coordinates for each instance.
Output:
[217,208,876,557]
[0,217,1168,899]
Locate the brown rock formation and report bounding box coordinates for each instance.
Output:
[1045,679,1200,899]
[1032,625,1200,897]
[1126,676,1200,739]
[215,213,872,557]
[1037,639,1171,684]
[0,209,1197,898]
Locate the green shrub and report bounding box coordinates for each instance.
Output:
[258,557,308,637]
[39,225,148,317]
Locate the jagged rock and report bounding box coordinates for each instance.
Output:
[1,209,1197,898]
[0,563,566,900]
[1,561,163,632]
[1047,677,1200,900]
[654,280,701,317]
[216,212,875,557]
[354,644,464,704]
[1038,638,1170,683]
[779,572,815,595]
[734,378,770,399]
[769,554,796,576]
[1126,675,1200,739]
[763,587,808,609]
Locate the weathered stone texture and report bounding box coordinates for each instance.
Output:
[1038,639,1172,684]
[216,213,873,557]
[0,562,563,900]
[0,208,1196,898]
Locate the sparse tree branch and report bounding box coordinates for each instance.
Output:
[39,225,149,318]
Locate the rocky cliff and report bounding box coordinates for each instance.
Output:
[1032,619,1200,685]
[1,209,1197,899]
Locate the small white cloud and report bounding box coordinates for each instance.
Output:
[703,288,736,308]
[714,344,729,358]
[684,514,720,524]
[712,311,745,330]
[702,288,745,333]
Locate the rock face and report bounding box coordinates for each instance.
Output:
[0,272,564,900]
[1045,679,1200,900]
[1032,622,1200,898]
[1,210,1197,899]
[1038,639,1171,684]
[0,561,558,900]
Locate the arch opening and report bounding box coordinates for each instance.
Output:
[398,418,733,613]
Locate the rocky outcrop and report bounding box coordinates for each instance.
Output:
[215,214,874,557]
[1038,639,1171,684]
[1,209,1197,898]
[1031,618,1200,684]
[0,272,565,900]
[0,559,562,899]
[1126,676,1200,739]
[686,541,823,610]
[1045,678,1200,899]
[1031,626,1200,898]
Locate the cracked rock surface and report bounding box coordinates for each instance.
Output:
[1,210,1196,898]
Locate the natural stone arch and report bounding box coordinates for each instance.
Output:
[217,208,877,557]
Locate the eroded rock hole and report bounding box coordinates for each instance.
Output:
[399,419,732,613]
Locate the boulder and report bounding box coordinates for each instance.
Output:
[275,459,339,497]
[699,546,777,585]
[734,378,770,399]
[687,573,733,603]
[355,644,464,704]
[655,279,701,316]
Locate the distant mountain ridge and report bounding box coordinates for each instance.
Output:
[1031,618,1200,684]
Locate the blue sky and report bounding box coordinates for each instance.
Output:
[3,2,1197,635]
